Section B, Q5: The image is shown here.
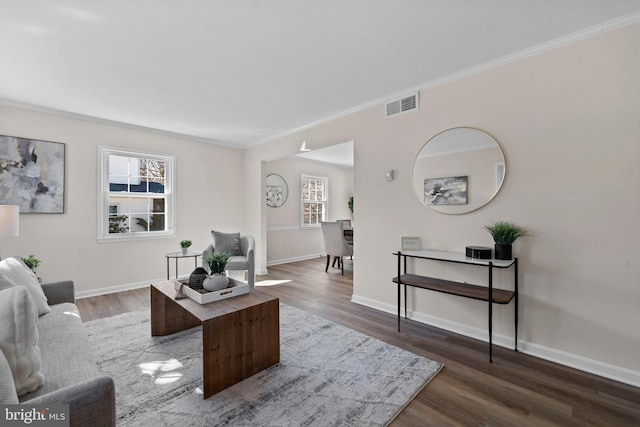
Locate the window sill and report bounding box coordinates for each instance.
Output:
[97,232,176,243]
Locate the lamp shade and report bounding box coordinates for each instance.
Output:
[0,205,19,238]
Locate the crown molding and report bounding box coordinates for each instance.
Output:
[3,11,639,150]
[0,98,241,149]
[254,11,640,147]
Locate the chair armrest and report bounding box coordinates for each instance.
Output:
[41,280,75,305]
[25,376,115,427]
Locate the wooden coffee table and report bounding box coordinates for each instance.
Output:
[150,281,280,399]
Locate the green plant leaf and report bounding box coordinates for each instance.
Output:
[484,221,529,244]
[205,252,232,274]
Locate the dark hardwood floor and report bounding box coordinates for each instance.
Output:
[76,258,640,426]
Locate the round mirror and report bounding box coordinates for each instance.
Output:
[412,127,506,214]
[266,174,288,207]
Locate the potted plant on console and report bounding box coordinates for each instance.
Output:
[203,252,232,291]
[180,239,192,254]
[484,221,529,260]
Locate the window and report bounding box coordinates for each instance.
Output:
[301,175,328,227]
[98,147,175,241]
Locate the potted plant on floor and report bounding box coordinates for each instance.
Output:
[203,252,232,291]
[484,221,529,260]
[180,240,192,254]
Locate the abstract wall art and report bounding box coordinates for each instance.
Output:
[0,135,65,213]
[424,176,468,205]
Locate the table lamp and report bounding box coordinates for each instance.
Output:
[0,205,19,259]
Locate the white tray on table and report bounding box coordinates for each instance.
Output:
[174,278,249,304]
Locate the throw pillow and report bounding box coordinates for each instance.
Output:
[0,349,18,404]
[0,286,45,396]
[0,256,50,316]
[212,231,243,256]
[0,277,15,292]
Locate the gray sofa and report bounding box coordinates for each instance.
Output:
[19,281,116,427]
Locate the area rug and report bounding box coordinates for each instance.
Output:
[84,304,442,426]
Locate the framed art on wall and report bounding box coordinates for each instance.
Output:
[423,176,468,205]
[0,135,65,213]
[401,237,421,251]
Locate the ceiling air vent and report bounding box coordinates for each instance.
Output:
[385,92,419,118]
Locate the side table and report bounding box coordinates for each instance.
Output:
[165,251,203,280]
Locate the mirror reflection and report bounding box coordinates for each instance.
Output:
[412,127,506,214]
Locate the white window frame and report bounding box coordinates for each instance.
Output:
[97,146,176,242]
[300,175,328,228]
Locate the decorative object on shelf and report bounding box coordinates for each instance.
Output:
[188,267,209,290]
[465,246,492,259]
[413,127,506,215]
[179,239,192,254]
[266,174,288,207]
[174,281,187,299]
[484,221,529,260]
[423,176,468,205]
[0,135,65,213]
[203,252,231,291]
[401,237,421,251]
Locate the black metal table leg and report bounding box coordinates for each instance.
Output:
[514,257,519,351]
[397,251,401,331]
[489,262,493,363]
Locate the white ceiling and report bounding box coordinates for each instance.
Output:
[294,141,353,168]
[2,1,640,149]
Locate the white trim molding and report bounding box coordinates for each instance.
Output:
[351,294,640,388]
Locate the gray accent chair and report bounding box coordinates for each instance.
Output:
[321,221,354,275]
[203,234,255,288]
[19,281,116,427]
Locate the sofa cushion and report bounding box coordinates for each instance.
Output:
[212,231,243,256]
[20,303,101,401]
[0,286,45,396]
[0,256,50,316]
[0,349,19,404]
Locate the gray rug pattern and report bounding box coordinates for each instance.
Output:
[84,304,442,426]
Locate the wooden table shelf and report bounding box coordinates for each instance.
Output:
[393,250,518,362]
[392,274,515,304]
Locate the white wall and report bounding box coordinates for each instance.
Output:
[0,106,244,295]
[265,156,353,265]
[244,22,640,385]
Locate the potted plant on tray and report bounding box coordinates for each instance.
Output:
[180,240,192,254]
[484,221,529,260]
[203,252,232,291]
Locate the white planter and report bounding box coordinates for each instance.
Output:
[203,274,229,291]
[181,247,188,254]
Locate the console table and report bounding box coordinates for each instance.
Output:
[392,250,518,362]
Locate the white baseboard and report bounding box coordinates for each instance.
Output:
[266,254,323,267]
[76,278,165,299]
[351,294,640,388]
